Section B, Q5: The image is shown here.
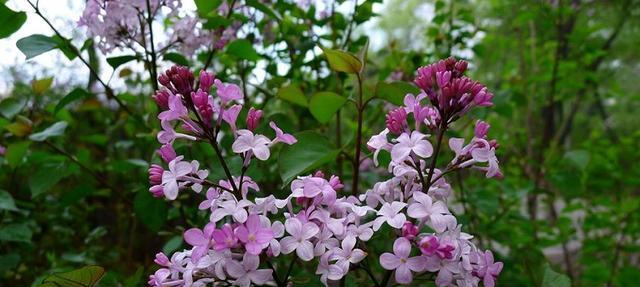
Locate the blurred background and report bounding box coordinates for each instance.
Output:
[1,0,639,286]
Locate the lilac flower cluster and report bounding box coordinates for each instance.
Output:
[147,58,503,286]
[78,0,238,56]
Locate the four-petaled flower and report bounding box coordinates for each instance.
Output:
[226,253,273,287]
[407,192,455,233]
[235,214,274,255]
[280,217,319,261]
[184,222,216,263]
[391,131,433,163]
[380,237,427,284]
[232,130,271,161]
[373,201,407,231]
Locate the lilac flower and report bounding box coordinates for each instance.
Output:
[269,121,297,145]
[391,131,433,163]
[148,164,163,186]
[210,198,252,223]
[156,144,176,163]
[419,235,455,259]
[386,107,408,135]
[474,120,490,138]
[313,227,339,256]
[379,237,427,284]
[222,104,242,132]
[367,128,391,166]
[184,222,216,263]
[329,236,367,272]
[215,79,243,104]
[402,221,419,240]
[471,250,503,287]
[161,156,192,200]
[373,201,407,231]
[157,120,197,144]
[160,66,195,97]
[198,188,220,211]
[246,107,263,131]
[158,94,188,122]
[316,252,345,285]
[235,214,274,255]
[302,176,337,204]
[232,130,271,161]
[199,70,215,92]
[153,89,171,110]
[407,192,455,233]
[226,253,273,287]
[280,217,319,261]
[211,223,238,250]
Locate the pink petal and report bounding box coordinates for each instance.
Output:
[296,240,315,261]
[380,253,401,270]
[393,237,411,258]
[184,228,207,246]
[285,218,303,237]
[394,264,413,284]
[279,236,298,254]
[406,256,428,272]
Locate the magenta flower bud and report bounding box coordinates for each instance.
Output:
[474,120,490,138]
[314,170,325,178]
[401,221,419,240]
[149,185,164,198]
[436,71,451,89]
[153,89,171,110]
[455,60,468,73]
[385,107,407,135]
[328,175,344,191]
[157,144,177,163]
[414,65,435,91]
[158,74,170,87]
[246,107,263,131]
[191,90,213,122]
[199,70,215,92]
[154,252,170,267]
[419,235,455,259]
[148,164,164,185]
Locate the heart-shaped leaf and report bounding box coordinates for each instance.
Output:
[309,92,347,123]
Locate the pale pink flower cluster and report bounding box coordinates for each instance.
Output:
[78,0,239,56]
[148,59,503,286]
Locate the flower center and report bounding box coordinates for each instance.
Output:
[400,258,407,263]
[248,234,256,242]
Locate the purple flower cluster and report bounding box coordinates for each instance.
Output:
[147,59,503,286]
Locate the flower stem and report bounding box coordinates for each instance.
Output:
[425,122,446,189]
[351,73,365,195]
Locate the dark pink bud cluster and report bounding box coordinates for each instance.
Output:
[402,221,419,240]
[158,66,195,96]
[246,107,263,131]
[148,164,164,186]
[386,107,408,135]
[414,57,493,120]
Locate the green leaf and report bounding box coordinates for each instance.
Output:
[226,39,260,61]
[16,34,58,60]
[0,97,27,118]
[55,88,91,114]
[564,150,590,170]
[162,236,183,255]
[277,84,307,107]
[322,48,362,74]
[52,35,77,60]
[163,52,190,66]
[309,92,347,123]
[4,141,30,167]
[203,15,233,29]
[375,81,420,105]
[32,77,54,94]
[106,55,138,70]
[542,264,571,287]
[40,266,105,287]
[278,131,339,184]
[0,223,32,243]
[134,191,167,231]
[195,0,222,17]
[29,121,68,142]
[29,161,68,198]
[0,253,20,274]
[0,190,18,211]
[246,0,279,20]
[0,3,26,38]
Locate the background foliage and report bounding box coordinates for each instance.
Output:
[0,0,639,286]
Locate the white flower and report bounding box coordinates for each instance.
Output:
[407,192,456,233]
